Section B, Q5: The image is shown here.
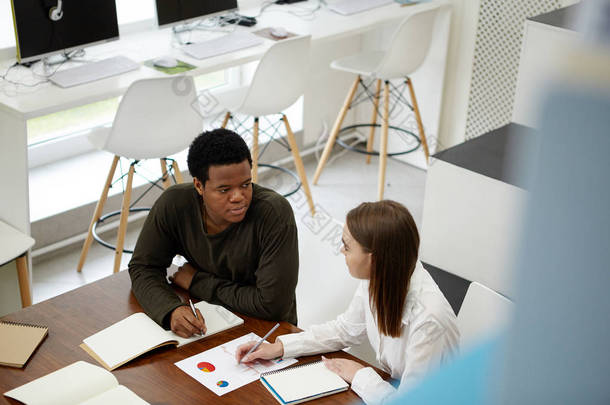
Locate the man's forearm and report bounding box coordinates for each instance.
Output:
[129,266,184,327]
[189,271,295,322]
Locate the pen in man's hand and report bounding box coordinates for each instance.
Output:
[188,298,205,336]
[238,323,280,364]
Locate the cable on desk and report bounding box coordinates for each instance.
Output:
[253,0,323,20]
[0,61,50,88]
[0,49,85,90]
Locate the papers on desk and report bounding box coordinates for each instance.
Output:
[81,301,244,370]
[3,361,148,405]
[175,333,298,396]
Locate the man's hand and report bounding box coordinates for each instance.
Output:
[170,305,207,338]
[321,356,365,383]
[169,262,197,290]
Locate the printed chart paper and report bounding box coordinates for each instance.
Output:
[175,333,297,396]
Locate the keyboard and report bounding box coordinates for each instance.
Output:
[182,31,264,60]
[327,0,394,16]
[50,56,140,88]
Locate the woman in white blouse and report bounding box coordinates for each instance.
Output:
[236,200,460,404]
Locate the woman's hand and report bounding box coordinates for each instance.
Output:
[322,356,365,383]
[169,263,197,290]
[235,340,284,363]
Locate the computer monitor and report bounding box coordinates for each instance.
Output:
[155,0,239,28]
[11,0,120,63]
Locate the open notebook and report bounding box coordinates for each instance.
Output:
[4,361,147,405]
[81,300,243,370]
[0,321,48,368]
[260,361,349,404]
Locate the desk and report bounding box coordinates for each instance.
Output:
[0,271,389,404]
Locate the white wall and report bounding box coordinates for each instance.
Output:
[437,0,580,149]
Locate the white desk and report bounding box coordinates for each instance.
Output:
[0,0,448,238]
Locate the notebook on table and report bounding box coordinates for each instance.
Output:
[0,320,48,368]
[81,300,243,370]
[260,360,349,404]
[4,361,148,405]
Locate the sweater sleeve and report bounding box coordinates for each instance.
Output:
[128,193,183,327]
[188,200,299,323]
[277,282,368,358]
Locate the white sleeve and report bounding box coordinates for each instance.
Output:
[278,283,368,358]
[350,319,455,405]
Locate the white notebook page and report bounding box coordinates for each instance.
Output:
[83,313,170,369]
[263,361,348,403]
[4,361,118,405]
[79,385,149,405]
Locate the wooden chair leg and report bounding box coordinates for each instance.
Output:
[160,159,171,189]
[283,115,315,216]
[16,254,32,307]
[367,79,382,164]
[252,117,259,183]
[113,163,135,274]
[406,77,430,163]
[312,75,361,185]
[378,81,390,201]
[77,155,119,272]
[171,160,184,184]
[221,112,231,128]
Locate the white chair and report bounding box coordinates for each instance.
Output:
[457,281,513,350]
[78,76,202,274]
[217,35,315,215]
[313,7,440,200]
[0,221,35,307]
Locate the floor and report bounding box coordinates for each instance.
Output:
[30,147,427,364]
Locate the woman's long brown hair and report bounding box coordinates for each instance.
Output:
[346,200,419,337]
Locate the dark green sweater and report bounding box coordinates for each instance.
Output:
[128,183,299,327]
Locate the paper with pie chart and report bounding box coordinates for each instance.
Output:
[174,333,298,396]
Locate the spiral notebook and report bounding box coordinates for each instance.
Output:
[260,361,349,404]
[0,320,48,368]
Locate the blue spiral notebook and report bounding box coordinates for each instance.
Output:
[260,361,348,404]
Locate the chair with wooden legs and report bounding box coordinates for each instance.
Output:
[0,221,35,308]
[312,6,440,200]
[77,76,202,274]
[216,35,315,215]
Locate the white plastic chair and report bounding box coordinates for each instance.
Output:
[217,35,315,215]
[457,281,513,350]
[313,6,441,200]
[0,221,35,307]
[78,76,202,274]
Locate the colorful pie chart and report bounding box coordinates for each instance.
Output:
[217,380,229,387]
[197,361,216,373]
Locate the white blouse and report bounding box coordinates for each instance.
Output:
[278,261,460,405]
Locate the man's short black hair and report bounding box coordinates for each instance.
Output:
[187,128,252,184]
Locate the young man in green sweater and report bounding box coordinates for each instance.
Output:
[128,129,299,338]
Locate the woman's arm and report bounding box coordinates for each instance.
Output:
[350,319,456,405]
[278,281,369,358]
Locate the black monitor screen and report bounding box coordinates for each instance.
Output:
[156,0,238,27]
[11,0,119,62]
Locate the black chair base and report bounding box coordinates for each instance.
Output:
[92,207,150,254]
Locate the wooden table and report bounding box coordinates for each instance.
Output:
[0,271,388,404]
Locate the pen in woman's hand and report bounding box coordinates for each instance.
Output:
[238,323,280,364]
